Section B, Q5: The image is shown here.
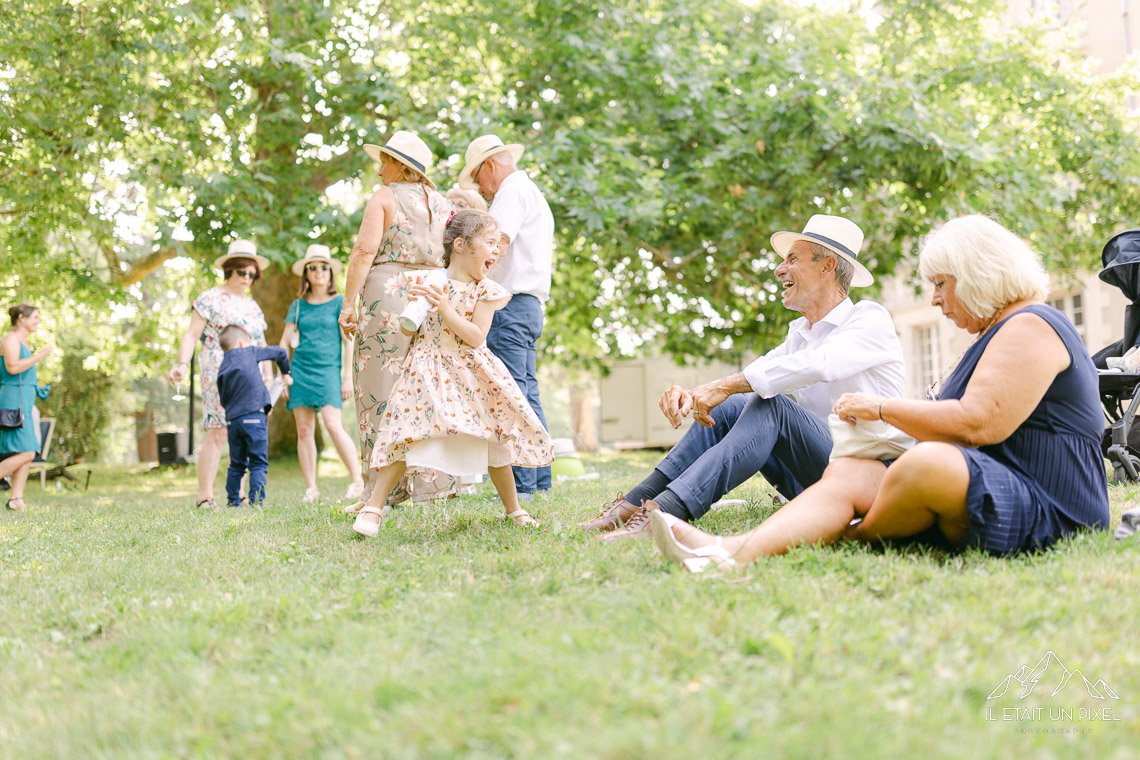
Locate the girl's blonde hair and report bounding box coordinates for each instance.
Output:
[443,209,499,267]
[918,214,1050,319]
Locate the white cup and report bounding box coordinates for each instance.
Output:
[398,269,449,332]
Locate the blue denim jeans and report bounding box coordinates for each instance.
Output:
[652,393,832,521]
[487,294,551,493]
[226,412,269,505]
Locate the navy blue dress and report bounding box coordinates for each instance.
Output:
[938,304,1109,553]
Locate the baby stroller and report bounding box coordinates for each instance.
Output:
[1092,228,1140,484]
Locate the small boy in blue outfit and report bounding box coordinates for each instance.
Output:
[216,325,292,507]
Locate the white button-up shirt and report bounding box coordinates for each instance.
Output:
[488,170,555,304]
[741,298,905,421]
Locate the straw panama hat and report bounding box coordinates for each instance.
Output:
[770,214,874,288]
[363,130,437,190]
[213,239,270,271]
[291,244,343,276]
[457,134,525,191]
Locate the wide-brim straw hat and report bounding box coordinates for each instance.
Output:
[770,214,873,288]
[213,239,270,271]
[363,130,437,190]
[291,244,343,276]
[457,134,525,191]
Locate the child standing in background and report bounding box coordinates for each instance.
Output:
[216,325,292,507]
[351,209,553,536]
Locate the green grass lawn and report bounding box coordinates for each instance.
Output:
[1,451,1137,759]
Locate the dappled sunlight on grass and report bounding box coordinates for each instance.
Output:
[1,451,1137,757]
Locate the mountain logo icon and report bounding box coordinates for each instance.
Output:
[987,651,1119,701]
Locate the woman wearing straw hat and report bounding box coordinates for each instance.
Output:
[279,244,364,504]
[169,240,271,510]
[338,130,465,511]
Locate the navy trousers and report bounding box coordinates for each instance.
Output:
[486,294,551,493]
[652,394,833,521]
[226,412,269,505]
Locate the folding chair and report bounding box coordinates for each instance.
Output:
[27,417,56,489]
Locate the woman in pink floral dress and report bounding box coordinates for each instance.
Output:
[339,131,465,510]
[351,209,553,536]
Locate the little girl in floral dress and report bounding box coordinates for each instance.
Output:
[352,209,553,536]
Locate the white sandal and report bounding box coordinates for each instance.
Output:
[649,510,737,573]
[343,499,365,515]
[343,481,364,502]
[506,508,539,527]
[352,505,393,537]
[302,487,321,504]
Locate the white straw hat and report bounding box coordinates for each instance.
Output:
[363,130,437,190]
[213,239,270,271]
[291,244,343,276]
[457,134,524,191]
[770,215,873,287]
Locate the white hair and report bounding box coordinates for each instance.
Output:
[445,185,487,212]
[918,215,1050,319]
[487,152,517,169]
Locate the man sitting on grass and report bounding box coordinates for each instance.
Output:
[581,215,905,541]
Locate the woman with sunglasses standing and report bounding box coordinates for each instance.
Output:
[169,240,271,510]
[279,245,364,503]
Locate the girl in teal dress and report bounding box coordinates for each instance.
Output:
[280,245,364,504]
[1,305,54,511]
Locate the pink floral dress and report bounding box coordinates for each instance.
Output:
[355,182,463,504]
[192,287,268,429]
[370,278,553,477]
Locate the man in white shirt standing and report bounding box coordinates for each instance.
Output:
[459,135,555,496]
[581,214,906,540]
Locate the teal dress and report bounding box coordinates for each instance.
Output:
[0,342,38,454]
[286,294,345,410]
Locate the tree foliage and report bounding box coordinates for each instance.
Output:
[3,0,1139,373]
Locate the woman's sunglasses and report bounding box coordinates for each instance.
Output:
[306,264,331,272]
[233,269,258,280]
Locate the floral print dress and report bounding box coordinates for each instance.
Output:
[192,287,268,429]
[355,182,466,504]
[371,278,553,476]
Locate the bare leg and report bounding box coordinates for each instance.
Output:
[320,405,363,488]
[357,460,407,526]
[667,458,886,565]
[0,451,34,481]
[294,407,319,494]
[848,442,971,546]
[488,465,521,516]
[2,452,35,509]
[197,428,227,502]
[490,465,537,525]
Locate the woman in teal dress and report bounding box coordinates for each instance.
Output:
[280,245,364,503]
[1,305,54,511]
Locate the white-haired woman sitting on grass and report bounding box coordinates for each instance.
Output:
[652,214,1111,571]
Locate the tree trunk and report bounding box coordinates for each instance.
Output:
[252,266,324,457]
[570,379,599,452]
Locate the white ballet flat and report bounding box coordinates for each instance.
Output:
[343,499,365,515]
[352,505,393,537]
[649,510,737,573]
[681,550,737,574]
